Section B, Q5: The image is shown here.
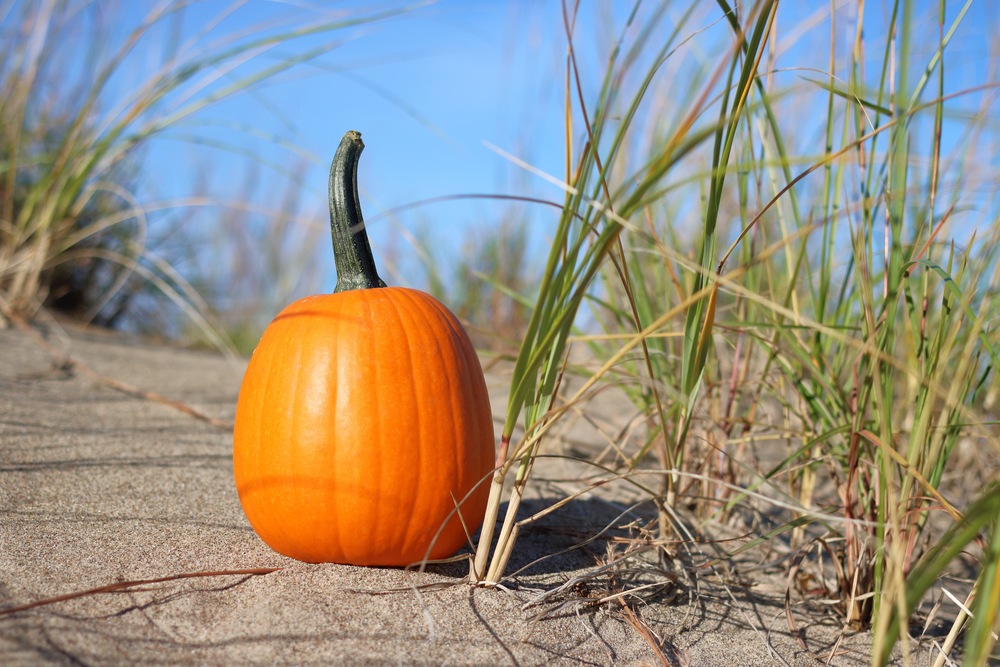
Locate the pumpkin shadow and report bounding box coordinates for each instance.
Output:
[425,493,664,583]
[459,493,683,617]
[495,494,661,575]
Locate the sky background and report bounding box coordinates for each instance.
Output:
[129,1,631,277]
[22,0,998,325]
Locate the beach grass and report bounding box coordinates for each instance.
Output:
[468,2,999,664]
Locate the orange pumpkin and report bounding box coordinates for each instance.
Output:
[233,131,494,565]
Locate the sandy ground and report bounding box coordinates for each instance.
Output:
[0,323,928,665]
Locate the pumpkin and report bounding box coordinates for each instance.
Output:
[233,130,495,566]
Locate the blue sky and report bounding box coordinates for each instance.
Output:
[44,1,1000,304]
[130,1,582,277]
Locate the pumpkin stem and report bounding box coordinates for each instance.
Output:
[330,130,387,293]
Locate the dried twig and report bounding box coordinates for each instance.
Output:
[617,595,672,667]
[72,361,235,430]
[0,568,281,617]
[5,310,234,430]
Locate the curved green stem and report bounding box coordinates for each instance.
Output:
[330,130,386,293]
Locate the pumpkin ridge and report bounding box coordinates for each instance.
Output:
[298,304,327,560]
[262,324,290,551]
[400,290,440,560]
[240,322,273,552]
[278,321,303,556]
[362,292,385,565]
[406,288,460,559]
[422,292,478,516]
[261,305,313,560]
[324,303,344,563]
[417,287,489,555]
[373,289,414,559]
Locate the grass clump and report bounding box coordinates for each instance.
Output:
[0,1,407,346]
[471,1,1000,664]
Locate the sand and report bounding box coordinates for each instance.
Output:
[0,323,927,665]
